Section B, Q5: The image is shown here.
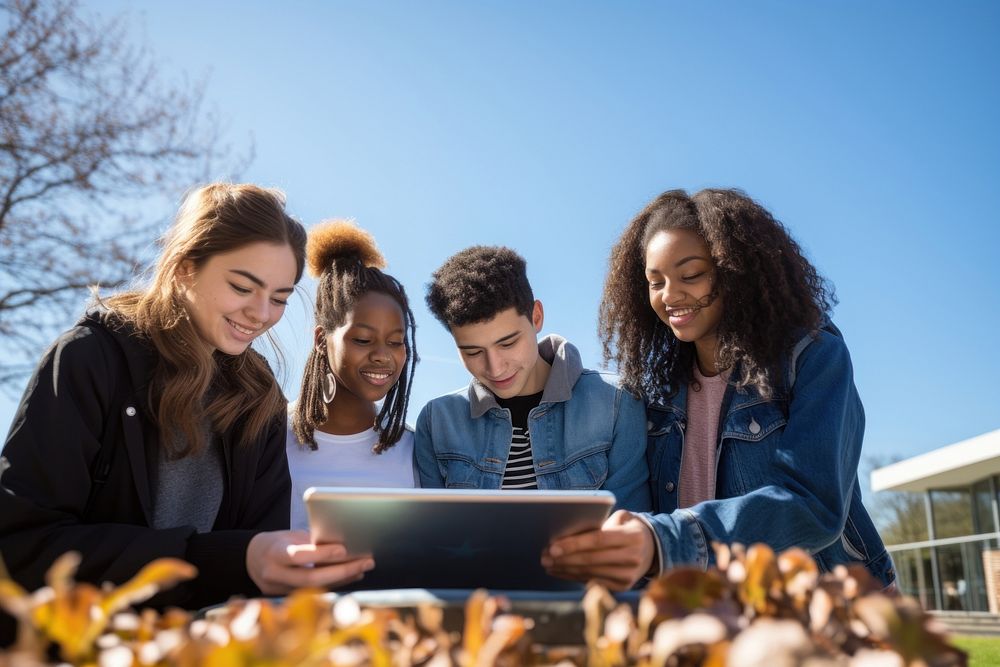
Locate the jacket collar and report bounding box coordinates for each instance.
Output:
[468,333,583,418]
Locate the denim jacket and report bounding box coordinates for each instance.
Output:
[642,323,895,587]
[415,334,652,512]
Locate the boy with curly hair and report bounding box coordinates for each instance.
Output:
[415,246,650,511]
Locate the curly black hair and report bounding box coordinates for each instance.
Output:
[425,246,535,328]
[599,188,835,403]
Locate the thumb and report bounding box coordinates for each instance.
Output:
[605,509,635,528]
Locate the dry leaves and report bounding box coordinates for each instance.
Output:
[0,545,968,666]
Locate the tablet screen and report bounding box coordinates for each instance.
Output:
[305,487,615,591]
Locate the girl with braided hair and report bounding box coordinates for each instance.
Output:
[288,220,418,532]
[544,188,894,592]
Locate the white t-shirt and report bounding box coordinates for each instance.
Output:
[286,425,417,531]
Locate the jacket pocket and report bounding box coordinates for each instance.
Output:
[539,444,610,489]
[718,402,788,494]
[437,455,491,489]
[841,488,883,564]
[721,401,787,443]
[841,523,868,562]
[813,486,894,587]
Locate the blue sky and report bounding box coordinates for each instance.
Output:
[3,1,998,473]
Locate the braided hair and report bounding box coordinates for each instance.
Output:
[293,220,418,453]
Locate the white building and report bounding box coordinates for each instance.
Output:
[872,428,1000,612]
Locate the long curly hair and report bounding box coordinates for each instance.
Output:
[599,188,835,403]
[104,183,307,457]
[292,220,417,453]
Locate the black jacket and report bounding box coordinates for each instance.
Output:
[0,312,291,613]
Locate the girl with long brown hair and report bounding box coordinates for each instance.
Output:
[287,219,418,532]
[0,184,372,620]
[543,188,894,591]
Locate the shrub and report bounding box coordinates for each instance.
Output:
[0,544,967,666]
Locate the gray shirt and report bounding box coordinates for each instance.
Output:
[151,425,224,533]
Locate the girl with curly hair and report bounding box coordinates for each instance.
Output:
[288,220,418,533]
[543,188,894,591]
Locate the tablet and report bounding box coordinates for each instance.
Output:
[304,487,615,591]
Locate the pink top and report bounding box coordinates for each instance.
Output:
[678,364,729,509]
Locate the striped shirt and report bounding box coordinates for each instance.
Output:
[496,391,543,489]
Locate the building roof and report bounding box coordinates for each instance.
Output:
[871,428,1000,493]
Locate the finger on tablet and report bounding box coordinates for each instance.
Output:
[547,529,604,557]
[286,541,348,565]
[310,557,375,588]
[549,547,642,568]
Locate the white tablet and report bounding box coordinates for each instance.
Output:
[304,487,615,591]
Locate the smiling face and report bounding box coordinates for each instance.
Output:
[449,302,549,399]
[322,291,407,408]
[177,241,297,355]
[644,229,725,373]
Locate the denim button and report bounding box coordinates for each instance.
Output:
[748,418,761,435]
[125,406,137,417]
[665,481,675,493]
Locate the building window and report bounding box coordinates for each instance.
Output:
[874,491,928,545]
[973,478,995,535]
[931,488,974,539]
[893,547,935,609]
[892,539,998,612]
[937,541,990,612]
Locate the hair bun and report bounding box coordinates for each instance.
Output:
[307,219,386,277]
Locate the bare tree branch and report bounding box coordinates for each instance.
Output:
[864,454,929,546]
[0,0,248,392]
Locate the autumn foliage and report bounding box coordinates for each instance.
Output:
[0,544,967,666]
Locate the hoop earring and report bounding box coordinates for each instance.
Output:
[322,372,337,404]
